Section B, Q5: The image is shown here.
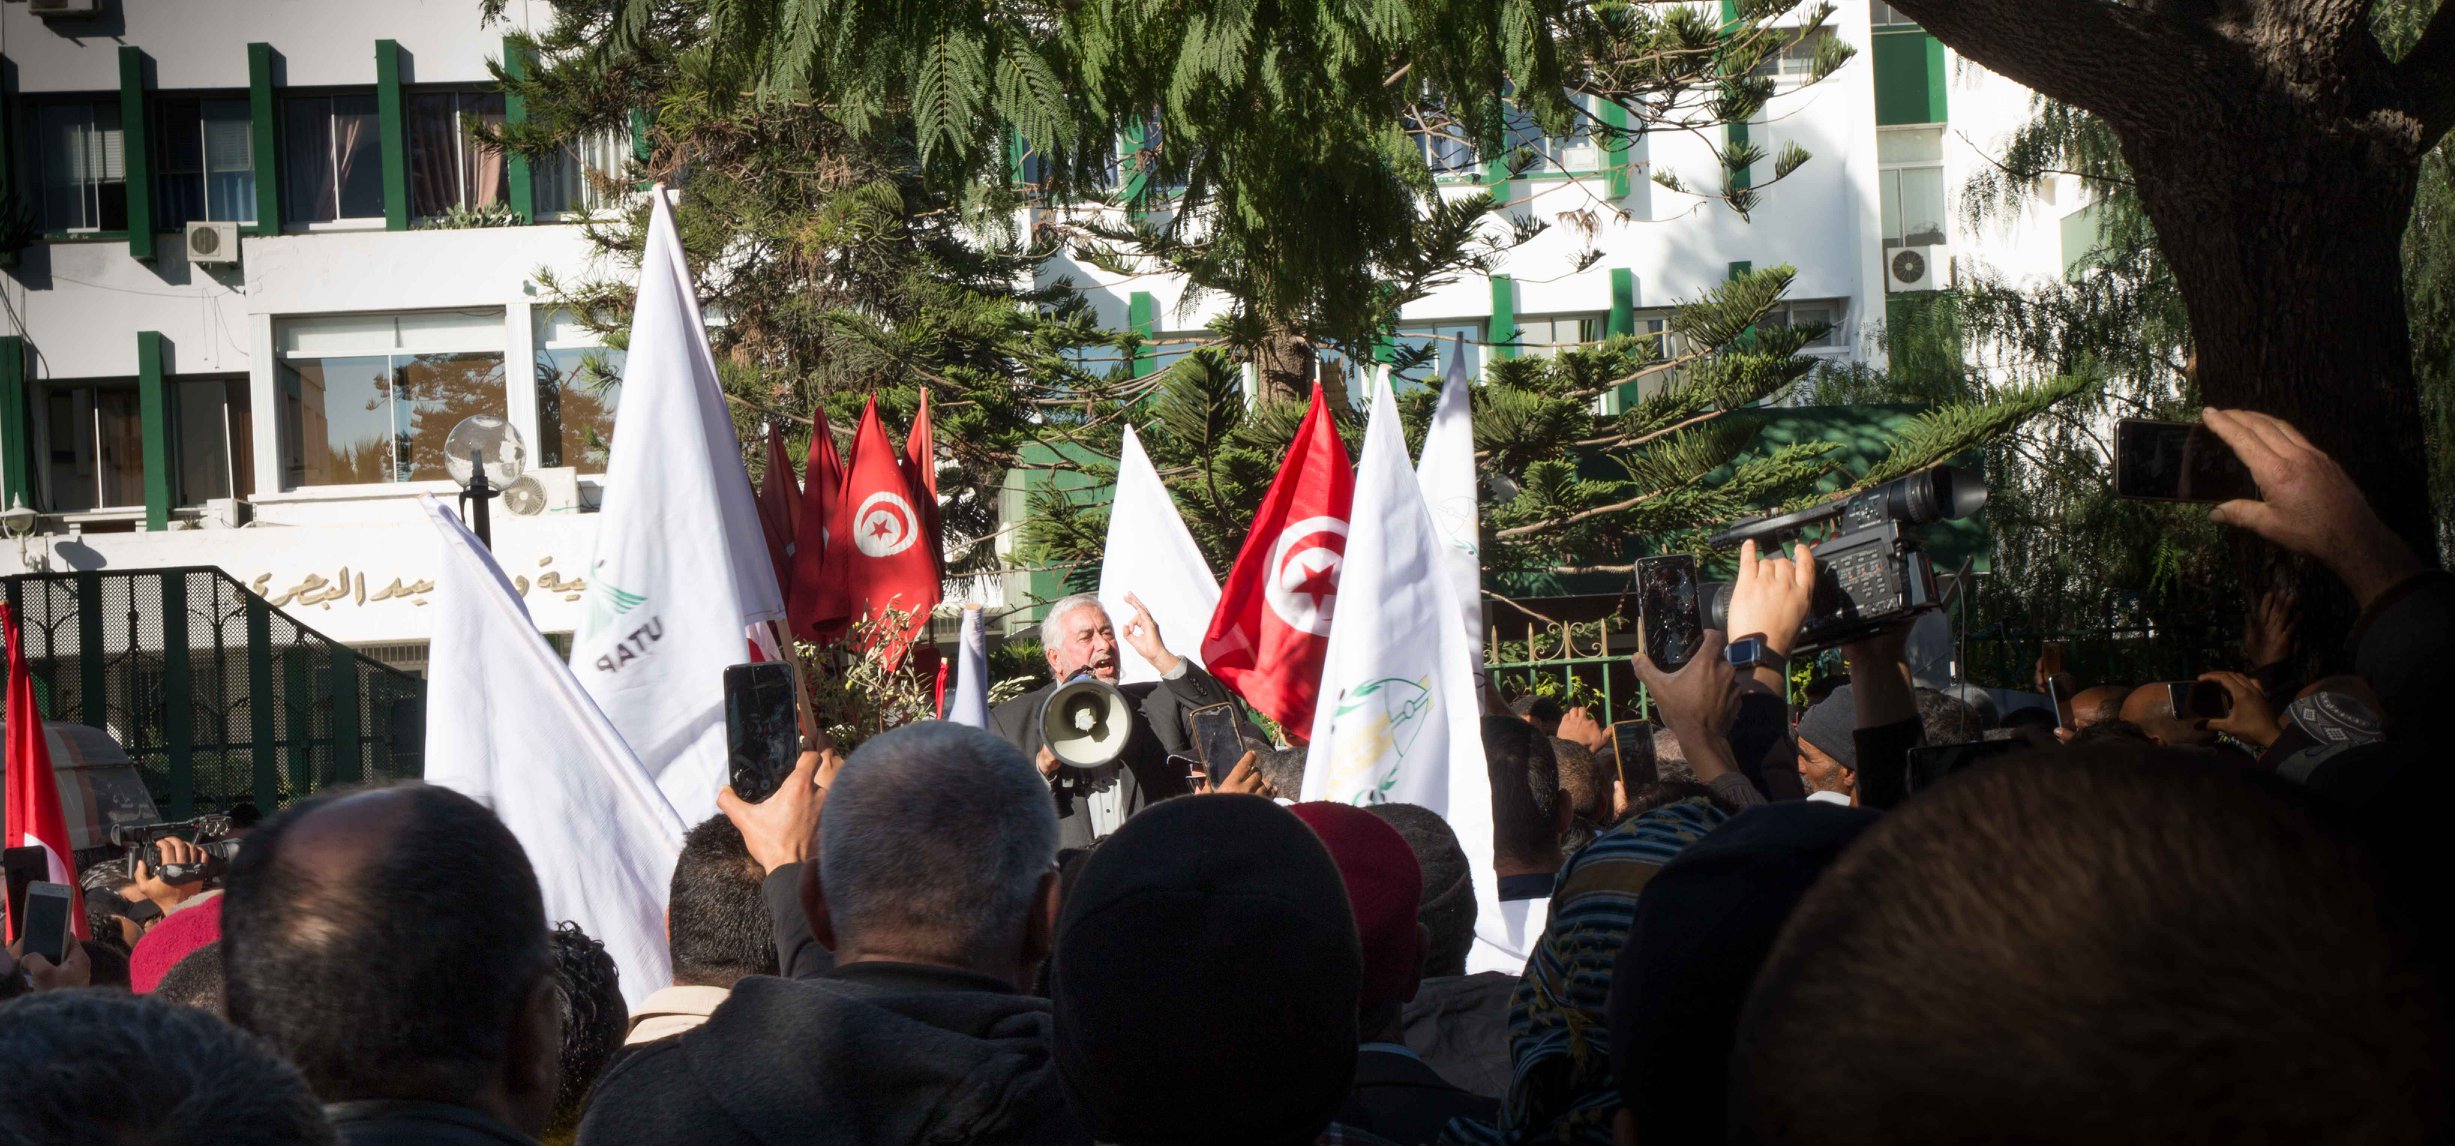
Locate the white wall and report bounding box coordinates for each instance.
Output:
[1,0,547,92]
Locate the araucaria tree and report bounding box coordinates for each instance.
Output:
[1887,0,2455,563]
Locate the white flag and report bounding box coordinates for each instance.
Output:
[945,605,991,729]
[571,186,785,826]
[1416,337,1485,700]
[1096,424,1220,684]
[1301,376,1496,950]
[420,496,686,1011]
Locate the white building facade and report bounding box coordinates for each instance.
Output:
[1,0,2087,665]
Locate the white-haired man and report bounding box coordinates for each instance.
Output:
[989,592,1244,846]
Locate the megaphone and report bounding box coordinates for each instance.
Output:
[1041,671,1133,768]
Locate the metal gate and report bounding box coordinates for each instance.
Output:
[3,568,424,820]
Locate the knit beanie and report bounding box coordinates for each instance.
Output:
[1362,803,1477,977]
[1288,802,1423,1013]
[1051,795,1362,1146]
[130,892,223,995]
[1794,684,1859,770]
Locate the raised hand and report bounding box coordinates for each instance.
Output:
[1120,592,1184,677]
[2203,408,2421,609]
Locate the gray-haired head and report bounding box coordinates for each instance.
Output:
[1039,594,1120,681]
[819,722,1062,972]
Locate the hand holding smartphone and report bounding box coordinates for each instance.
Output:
[1610,719,1658,788]
[2114,420,2258,503]
[2165,679,2234,720]
[1186,703,1248,788]
[15,881,73,968]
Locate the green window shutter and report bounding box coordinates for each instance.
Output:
[1488,276,1517,360]
[1729,262,1756,350]
[630,106,651,188]
[1872,30,1948,126]
[503,38,535,223]
[0,336,29,509]
[376,40,408,230]
[1726,118,1751,192]
[1127,292,1159,378]
[1119,121,1151,207]
[247,44,281,236]
[138,332,171,530]
[120,47,156,260]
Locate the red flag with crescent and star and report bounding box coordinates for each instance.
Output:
[835,397,941,659]
[786,405,851,642]
[1201,383,1355,740]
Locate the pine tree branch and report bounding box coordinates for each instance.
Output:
[2399,0,2455,143]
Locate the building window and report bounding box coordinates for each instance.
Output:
[533,309,624,472]
[34,383,140,512]
[32,99,128,233]
[1878,126,1946,248]
[173,378,256,504]
[1764,300,1846,350]
[1757,28,1839,81]
[1503,95,1603,175]
[276,311,508,488]
[534,129,628,216]
[282,93,384,224]
[155,97,257,229]
[1518,313,1607,357]
[1871,2,1917,26]
[1386,322,1484,394]
[407,91,507,218]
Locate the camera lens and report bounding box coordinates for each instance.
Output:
[1887,466,1988,525]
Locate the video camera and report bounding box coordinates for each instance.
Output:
[111,814,242,885]
[1704,465,1986,653]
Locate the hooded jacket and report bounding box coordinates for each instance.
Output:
[576,963,1087,1146]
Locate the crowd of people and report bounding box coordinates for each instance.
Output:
[4,405,2449,1144]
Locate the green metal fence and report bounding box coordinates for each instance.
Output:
[1485,611,1652,725]
[3,568,424,819]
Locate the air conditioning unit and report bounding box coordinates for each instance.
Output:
[29,0,103,18]
[1885,244,1951,293]
[499,467,582,518]
[185,221,241,267]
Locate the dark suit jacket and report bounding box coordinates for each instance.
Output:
[988,665,1236,848]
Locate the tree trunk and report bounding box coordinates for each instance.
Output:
[1254,327,1319,406]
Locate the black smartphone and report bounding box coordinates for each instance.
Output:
[18,881,72,966]
[1635,554,1704,671]
[2168,680,2234,720]
[724,662,800,804]
[4,845,48,932]
[1187,703,1248,785]
[2113,419,2258,503]
[1906,739,2029,793]
[1610,720,1658,788]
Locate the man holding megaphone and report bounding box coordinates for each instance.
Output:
[990,592,1249,846]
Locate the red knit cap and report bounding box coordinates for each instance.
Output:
[130,893,223,994]
[1288,802,1424,1011]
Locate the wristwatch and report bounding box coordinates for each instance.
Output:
[1724,634,1787,674]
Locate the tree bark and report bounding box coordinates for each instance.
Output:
[1254,327,1320,405]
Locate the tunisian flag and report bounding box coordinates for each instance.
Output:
[786,406,849,642]
[902,388,943,580]
[4,604,86,943]
[754,422,799,596]
[837,397,942,656]
[1201,384,1355,739]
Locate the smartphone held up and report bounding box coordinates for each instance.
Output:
[724,662,800,804]
[1635,555,1705,672]
[2113,420,2258,504]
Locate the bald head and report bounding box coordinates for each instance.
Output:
[223,784,553,1122]
[2067,686,2128,731]
[2122,685,2218,749]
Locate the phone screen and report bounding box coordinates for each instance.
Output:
[2114,420,2258,503]
[1905,739,2028,793]
[19,882,71,966]
[1610,720,1658,788]
[1187,703,1248,783]
[1636,555,1703,671]
[724,662,800,804]
[3,845,47,931]
[2167,680,2234,720]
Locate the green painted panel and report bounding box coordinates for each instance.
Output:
[2059,204,2103,278]
[331,642,362,784]
[1128,291,1158,378]
[503,38,534,223]
[1872,29,1947,126]
[245,595,278,812]
[0,337,27,508]
[1488,275,1517,360]
[137,332,170,530]
[247,44,280,236]
[119,47,155,260]
[160,573,193,817]
[376,40,408,230]
[1600,98,1632,200]
[1608,268,1636,336]
[1726,118,1751,191]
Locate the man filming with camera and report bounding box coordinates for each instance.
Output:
[989,592,1244,846]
